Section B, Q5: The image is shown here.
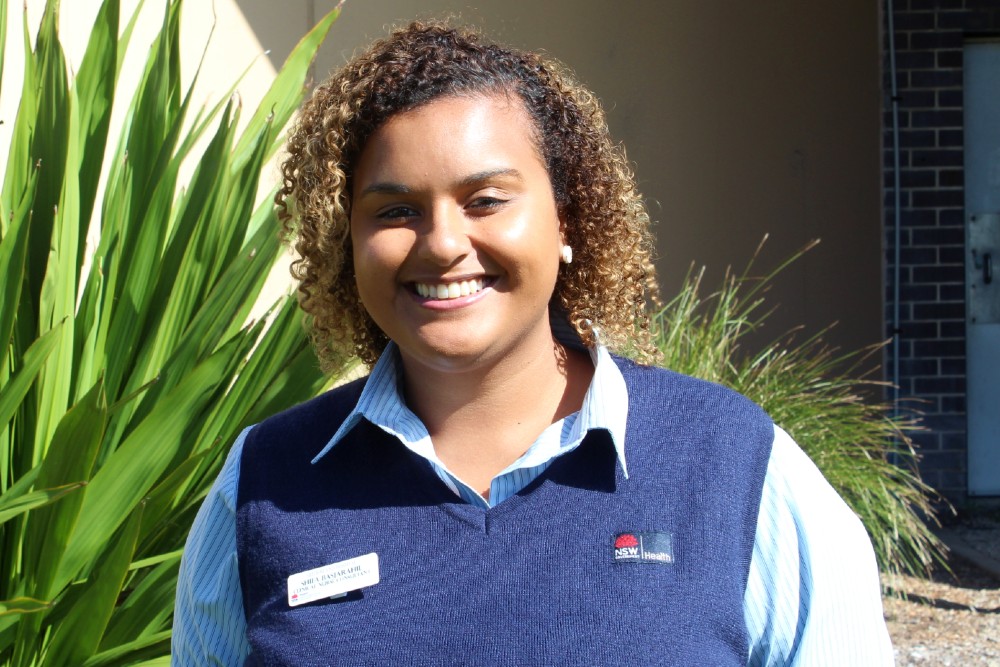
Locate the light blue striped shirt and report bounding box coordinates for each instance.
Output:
[172,344,893,666]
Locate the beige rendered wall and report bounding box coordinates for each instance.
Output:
[240,0,884,360]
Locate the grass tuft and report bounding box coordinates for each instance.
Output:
[651,238,947,580]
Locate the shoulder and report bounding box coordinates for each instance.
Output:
[613,355,771,430]
[612,356,774,495]
[174,428,252,664]
[244,375,368,456]
[237,375,371,506]
[763,427,871,540]
[747,427,893,664]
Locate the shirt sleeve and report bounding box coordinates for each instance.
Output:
[172,427,252,666]
[744,425,894,667]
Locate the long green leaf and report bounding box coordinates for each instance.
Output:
[25,380,107,600]
[0,597,50,617]
[0,163,39,372]
[101,141,183,401]
[204,296,324,449]
[116,0,148,78]
[88,158,133,399]
[34,82,83,455]
[23,0,71,323]
[211,109,273,283]
[55,337,244,591]
[40,509,142,667]
[0,8,38,239]
[120,102,239,398]
[108,219,281,442]
[73,251,106,402]
[100,556,179,650]
[118,0,182,236]
[0,0,7,95]
[11,345,97,646]
[175,51,267,162]
[84,631,172,667]
[128,549,182,572]
[0,464,38,506]
[0,481,84,525]
[73,0,120,248]
[232,2,343,166]
[0,322,64,429]
[136,452,205,547]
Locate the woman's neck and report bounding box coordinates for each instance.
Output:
[399,336,594,497]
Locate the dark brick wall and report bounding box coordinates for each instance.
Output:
[884,0,1000,502]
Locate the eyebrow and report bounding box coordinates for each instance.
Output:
[457,168,524,187]
[357,168,524,198]
[358,182,411,197]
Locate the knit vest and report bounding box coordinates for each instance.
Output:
[236,358,773,666]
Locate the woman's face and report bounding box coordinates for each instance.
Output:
[350,94,564,374]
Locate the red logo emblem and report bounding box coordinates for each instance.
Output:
[615,534,639,549]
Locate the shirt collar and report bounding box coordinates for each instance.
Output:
[311,341,630,477]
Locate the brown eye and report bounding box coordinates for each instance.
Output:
[377,206,419,221]
[467,197,506,211]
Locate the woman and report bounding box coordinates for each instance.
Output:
[173,21,893,666]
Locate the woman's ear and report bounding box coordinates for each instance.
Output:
[558,212,569,247]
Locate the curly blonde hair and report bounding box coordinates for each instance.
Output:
[277,20,660,372]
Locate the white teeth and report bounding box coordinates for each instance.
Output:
[416,278,486,300]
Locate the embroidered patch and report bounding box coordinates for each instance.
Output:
[613,531,674,564]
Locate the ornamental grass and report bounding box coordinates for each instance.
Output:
[652,237,946,581]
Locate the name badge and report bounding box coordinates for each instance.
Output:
[287,552,380,607]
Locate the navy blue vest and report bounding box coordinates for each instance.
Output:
[236,358,773,666]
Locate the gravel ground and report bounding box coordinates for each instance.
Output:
[883,515,1000,666]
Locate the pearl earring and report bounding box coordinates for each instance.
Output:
[560,245,573,264]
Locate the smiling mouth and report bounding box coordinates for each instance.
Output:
[413,277,491,300]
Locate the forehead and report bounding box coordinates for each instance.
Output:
[352,93,547,189]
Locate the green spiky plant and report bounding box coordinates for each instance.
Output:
[653,237,945,581]
[0,0,337,663]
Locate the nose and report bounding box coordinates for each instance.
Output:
[416,203,472,266]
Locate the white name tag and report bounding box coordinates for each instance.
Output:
[287,552,380,607]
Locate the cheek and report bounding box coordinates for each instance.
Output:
[351,223,385,267]
[500,209,562,253]
[350,231,387,296]
[351,228,412,293]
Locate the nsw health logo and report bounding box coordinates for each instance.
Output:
[613,531,674,564]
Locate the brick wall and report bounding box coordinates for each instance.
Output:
[884,0,1000,502]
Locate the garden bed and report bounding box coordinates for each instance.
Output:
[884,515,1000,666]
